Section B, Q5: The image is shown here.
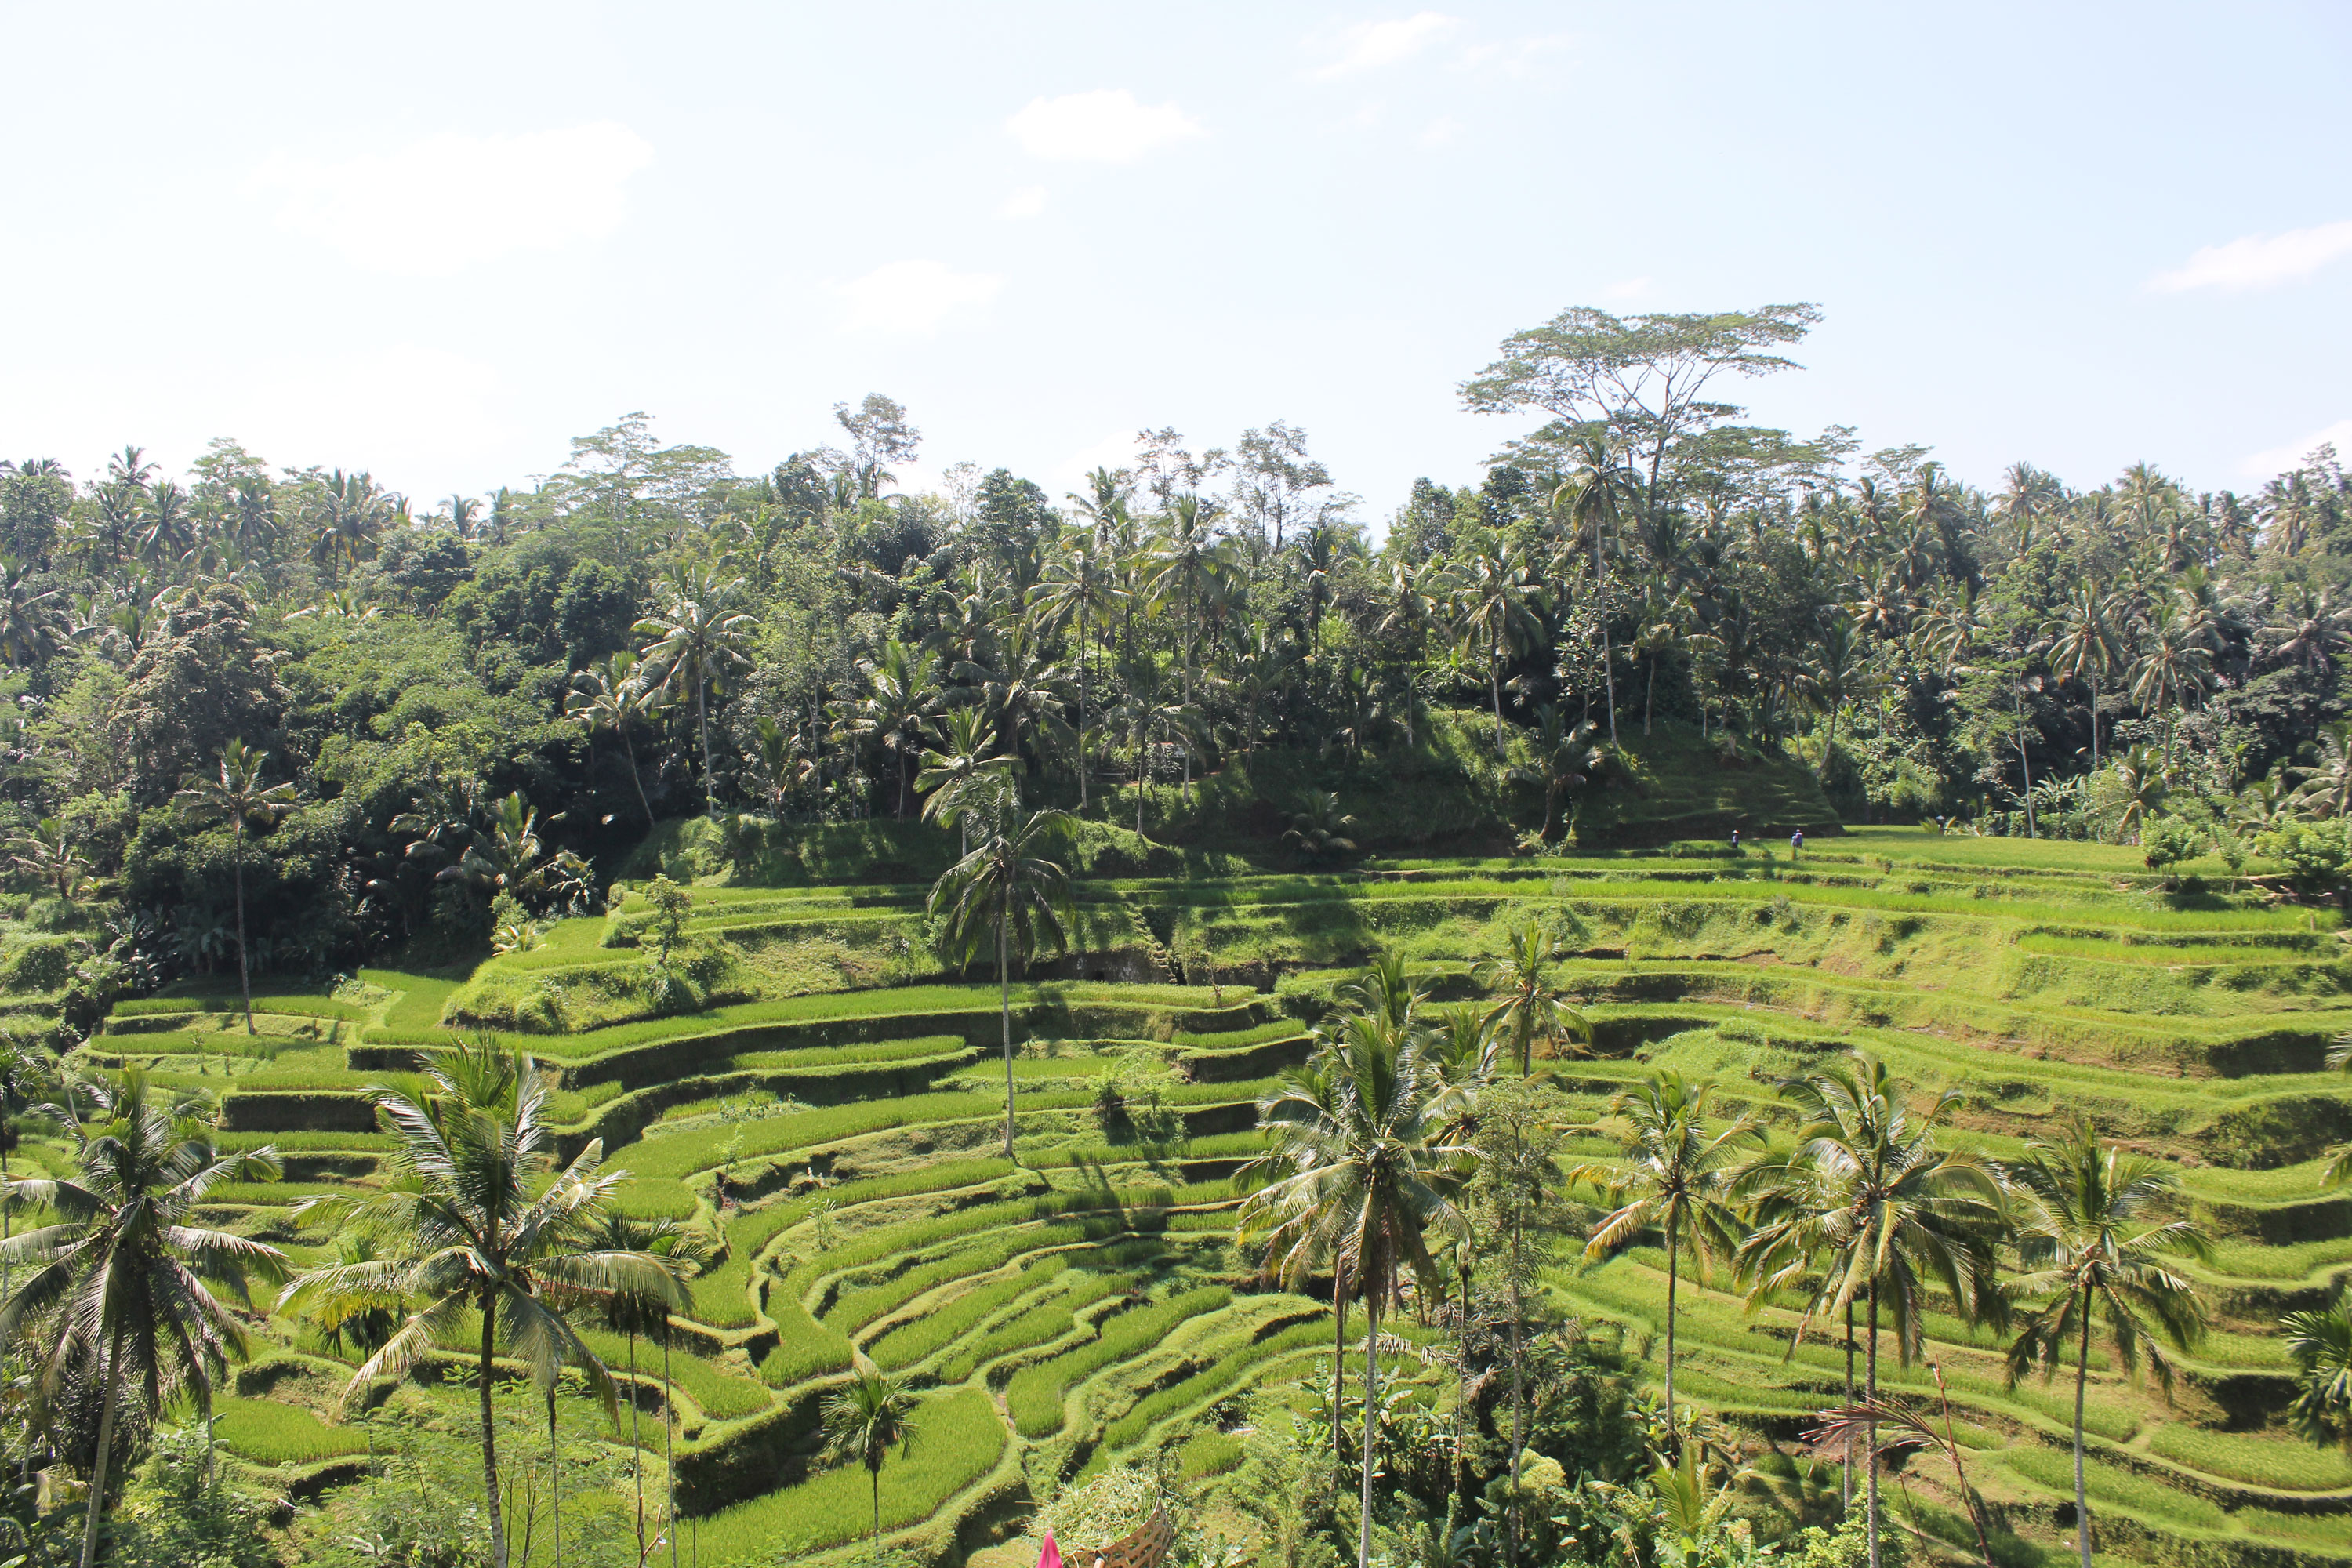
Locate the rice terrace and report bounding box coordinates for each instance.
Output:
[3,9,2350,1568]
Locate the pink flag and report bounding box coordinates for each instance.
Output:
[1037,1529,1065,1568]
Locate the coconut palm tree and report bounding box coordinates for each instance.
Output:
[1573,1071,1759,1436]
[1740,1054,2009,1568]
[2126,598,2215,768]
[821,1359,920,1545]
[1509,706,1605,844]
[7,817,88,902]
[2005,1119,2211,1568]
[1029,543,1127,807]
[279,1040,677,1568]
[1472,920,1590,1077]
[2285,1289,2352,1455]
[1236,1043,1359,1458]
[1234,1009,1472,1568]
[172,739,298,1034]
[0,1071,285,1568]
[835,638,945,818]
[635,568,760,815]
[914,706,1014,854]
[927,800,1074,1160]
[1446,538,1544,757]
[565,652,659,824]
[1795,614,1884,781]
[2042,584,2122,770]
[586,1213,699,1565]
[1552,435,1639,747]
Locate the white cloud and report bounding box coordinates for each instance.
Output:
[2151,220,2352,293]
[1314,13,1460,78]
[996,185,1048,220]
[834,260,1002,336]
[1458,32,1575,75]
[1416,116,1462,147]
[1005,89,1203,163]
[1600,276,1655,303]
[2242,418,2352,478]
[242,122,654,277]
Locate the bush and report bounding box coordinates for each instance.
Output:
[2140,815,2206,877]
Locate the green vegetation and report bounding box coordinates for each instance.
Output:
[2,297,2351,1568]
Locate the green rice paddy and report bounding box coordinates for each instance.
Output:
[66,821,2352,1566]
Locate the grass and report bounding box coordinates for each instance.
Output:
[209,1396,374,1465]
[688,1387,1004,1563]
[1005,1287,1232,1437]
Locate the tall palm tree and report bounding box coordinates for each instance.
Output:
[565,652,659,824]
[1553,435,1639,747]
[635,568,760,815]
[1738,1054,2008,1568]
[586,1213,699,1566]
[822,1359,921,1545]
[1236,1010,1472,1568]
[2042,584,2122,771]
[1446,539,1544,757]
[1574,1070,1759,1436]
[0,1072,285,1568]
[1472,920,1589,1077]
[1143,493,1236,717]
[172,739,298,1034]
[836,638,945,818]
[2126,598,2215,768]
[2005,1119,2211,1568]
[1795,614,1883,781]
[280,1040,676,1568]
[927,800,1074,1160]
[1029,543,1127,808]
[1236,1044,1359,1457]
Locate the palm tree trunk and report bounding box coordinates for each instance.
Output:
[1076,605,1090,811]
[2089,667,2102,771]
[1664,1214,1678,1436]
[1866,1282,1881,1568]
[628,1331,644,1562]
[78,1319,123,1568]
[1598,529,1618,748]
[2074,1290,2092,1568]
[870,1464,883,1541]
[1332,1263,1348,1459]
[1508,1267,1526,1568]
[483,1296,510,1568]
[1359,1291,1380,1568]
[548,1391,563,1568]
[2015,677,2037,837]
[234,818,254,1034]
[1491,650,1506,758]
[1646,655,1657,736]
[999,908,1016,1162]
[664,1337,679,1568]
[1843,1301,1856,1513]
[696,673,716,818]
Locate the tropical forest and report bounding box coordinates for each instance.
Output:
[5,300,2352,1568]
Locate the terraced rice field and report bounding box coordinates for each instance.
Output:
[70,823,2352,1566]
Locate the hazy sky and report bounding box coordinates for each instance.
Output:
[5,2,2347,519]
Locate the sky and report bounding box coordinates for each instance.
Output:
[2,2,2348,521]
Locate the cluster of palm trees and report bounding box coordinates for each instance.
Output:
[0,1043,707,1568]
[1236,940,2216,1568]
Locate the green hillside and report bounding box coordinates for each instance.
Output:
[38,820,2352,1567]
